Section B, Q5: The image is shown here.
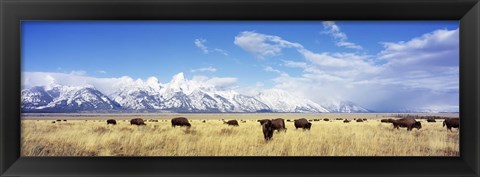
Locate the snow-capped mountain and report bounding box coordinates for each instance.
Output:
[22,85,121,112]
[21,72,373,113]
[320,100,371,113]
[255,89,329,113]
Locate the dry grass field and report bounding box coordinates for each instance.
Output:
[21,113,459,156]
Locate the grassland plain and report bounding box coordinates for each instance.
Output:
[21,113,459,156]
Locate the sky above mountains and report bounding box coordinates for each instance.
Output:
[22,21,459,112]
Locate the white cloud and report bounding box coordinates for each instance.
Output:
[322,21,363,50]
[234,28,458,112]
[69,70,87,76]
[205,77,238,88]
[194,38,209,54]
[234,31,303,59]
[264,66,281,74]
[98,70,107,74]
[214,48,229,56]
[190,66,217,73]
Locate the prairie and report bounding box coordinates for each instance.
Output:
[21,113,459,156]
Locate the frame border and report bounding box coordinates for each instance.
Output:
[1,0,479,176]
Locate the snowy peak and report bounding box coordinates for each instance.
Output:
[256,89,330,113]
[321,100,371,113]
[21,72,373,113]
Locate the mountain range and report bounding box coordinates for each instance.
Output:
[21,72,372,113]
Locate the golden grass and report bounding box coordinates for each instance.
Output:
[21,114,459,156]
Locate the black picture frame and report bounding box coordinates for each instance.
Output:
[1,0,479,176]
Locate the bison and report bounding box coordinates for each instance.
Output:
[344,119,351,123]
[443,118,459,131]
[314,119,320,121]
[262,120,274,141]
[171,117,191,127]
[381,119,394,123]
[323,118,329,121]
[202,120,206,123]
[294,118,311,130]
[130,118,146,126]
[51,121,56,123]
[362,118,367,121]
[223,119,239,126]
[426,118,436,122]
[107,119,117,125]
[56,120,61,122]
[391,118,422,131]
[258,119,270,125]
[63,120,67,122]
[356,119,363,122]
[336,118,343,120]
[271,118,287,132]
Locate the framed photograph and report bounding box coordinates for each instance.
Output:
[1,0,479,176]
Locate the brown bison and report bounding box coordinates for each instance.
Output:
[426,118,436,122]
[344,119,351,123]
[323,118,329,121]
[336,118,343,120]
[362,118,367,121]
[443,118,459,131]
[262,120,274,141]
[51,121,56,123]
[202,120,206,123]
[294,118,312,130]
[271,118,287,132]
[258,119,270,125]
[392,118,422,131]
[314,119,320,121]
[356,119,363,122]
[223,119,239,126]
[63,120,67,122]
[130,118,146,126]
[171,117,191,127]
[381,119,394,123]
[287,119,292,122]
[107,119,117,125]
[56,120,61,122]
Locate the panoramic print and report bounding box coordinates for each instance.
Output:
[21,21,459,156]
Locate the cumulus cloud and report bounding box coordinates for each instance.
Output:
[264,66,282,74]
[234,28,458,112]
[322,21,363,50]
[194,38,209,54]
[234,31,303,59]
[190,66,217,73]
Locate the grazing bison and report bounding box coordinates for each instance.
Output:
[362,118,367,121]
[262,120,274,141]
[356,119,364,122]
[130,118,146,126]
[323,118,329,121]
[202,120,206,123]
[336,118,343,120]
[171,117,191,127]
[381,119,394,123]
[223,119,239,126]
[271,118,287,132]
[391,118,422,131]
[314,119,320,121]
[344,119,351,123]
[294,118,311,130]
[52,121,56,123]
[63,120,67,122]
[308,119,313,122]
[426,118,436,122]
[443,118,459,131]
[258,119,270,125]
[107,119,117,125]
[56,120,61,122]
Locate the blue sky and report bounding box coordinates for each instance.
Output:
[22,21,459,112]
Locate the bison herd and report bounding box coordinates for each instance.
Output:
[74,116,459,141]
